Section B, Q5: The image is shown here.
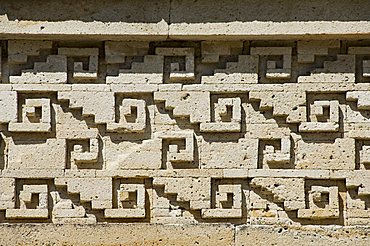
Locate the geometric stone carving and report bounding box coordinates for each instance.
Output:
[297,40,340,63]
[362,60,370,77]
[259,136,291,168]
[107,98,146,133]
[250,47,292,80]
[155,130,195,169]
[250,178,305,211]
[297,185,340,220]
[346,176,370,224]
[6,182,50,219]
[8,40,53,64]
[1,39,370,229]
[68,138,99,169]
[105,41,149,64]
[107,55,163,84]
[105,179,146,218]
[299,100,340,132]
[297,55,355,83]
[153,177,211,210]
[347,91,370,110]
[155,47,195,82]
[249,91,306,123]
[51,190,95,224]
[154,91,210,124]
[58,91,115,124]
[54,178,111,210]
[8,40,67,83]
[201,55,258,84]
[58,48,99,81]
[359,145,370,166]
[202,181,243,218]
[200,97,242,132]
[347,176,370,198]
[9,55,67,84]
[201,41,243,63]
[348,47,370,81]
[8,98,52,132]
[105,41,163,84]
[5,1,370,243]
[356,140,370,169]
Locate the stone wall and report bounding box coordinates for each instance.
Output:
[0,1,369,245]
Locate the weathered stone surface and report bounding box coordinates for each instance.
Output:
[0,224,234,245]
[0,0,369,245]
[235,226,370,246]
[0,224,368,245]
[0,38,368,239]
[1,1,370,40]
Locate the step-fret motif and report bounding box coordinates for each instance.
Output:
[0,40,368,226]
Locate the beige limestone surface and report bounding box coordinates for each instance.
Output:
[0,0,369,245]
[1,1,370,40]
[0,224,368,246]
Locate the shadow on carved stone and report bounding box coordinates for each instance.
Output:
[66,137,103,170]
[296,179,346,225]
[355,139,370,170]
[5,179,54,222]
[257,136,294,169]
[104,178,151,223]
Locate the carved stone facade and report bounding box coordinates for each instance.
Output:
[0,39,368,228]
[1,1,370,245]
